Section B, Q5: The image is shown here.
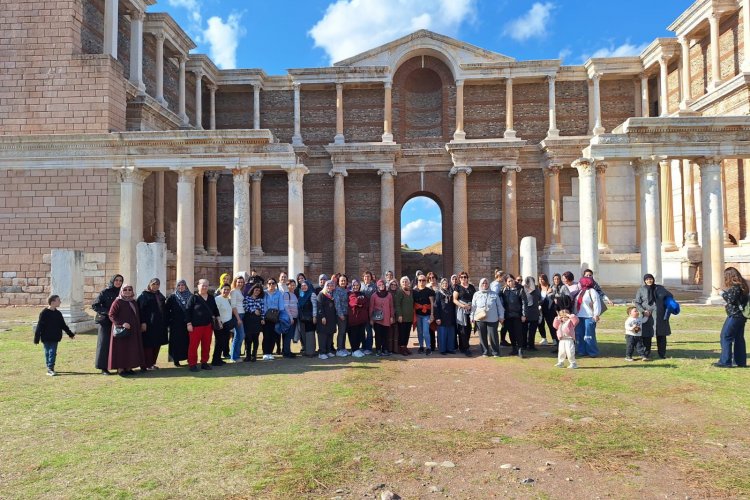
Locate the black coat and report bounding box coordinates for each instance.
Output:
[92,286,119,324]
[634,284,673,337]
[166,294,189,362]
[137,290,168,348]
[501,285,528,319]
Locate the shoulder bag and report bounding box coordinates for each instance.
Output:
[113,326,131,338]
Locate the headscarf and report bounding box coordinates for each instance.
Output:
[350,278,361,290]
[323,280,335,297]
[577,276,595,310]
[319,274,330,283]
[118,283,135,301]
[174,279,192,310]
[376,279,388,298]
[144,277,160,293]
[298,280,314,309]
[439,278,452,303]
[108,274,124,290]
[643,273,657,305]
[219,273,230,289]
[478,278,490,291]
[388,279,398,294]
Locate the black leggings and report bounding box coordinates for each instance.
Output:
[244,315,262,358]
[505,317,523,351]
[374,323,390,351]
[262,321,278,355]
[397,322,411,347]
[348,323,365,351]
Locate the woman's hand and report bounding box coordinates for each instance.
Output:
[338,315,345,321]
[260,320,265,325]
[141,323,147,332]
[123,322,131,329]
[255,310,261,316]
[521,316,527,323]
[313,317,317,324]
[186,323,193,333]
[237,318,243,326]
[321,317,327,326]
[593,315,600,323]
[436,319,441,326]
[398,315,403,323]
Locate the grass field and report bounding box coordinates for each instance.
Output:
[0,305,748,499]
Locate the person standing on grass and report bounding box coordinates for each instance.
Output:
[501,275,528,358]
[360,271,377,354]
[434,278,457,355]
[261,278,287,361]
[316,279,338,360]
[347,279,369,357]
[394,276,415,356]
[137,278,168,371]
[281,279,299,358]
[369,279,395,357]
[212,284,236,367]
[92,274,123,375]
[229,274,246,362]
[185,279,221,372]
[387,279,401,354]
[714,267,748,368]
[552,296,578,369]
[333,274,350,357]
[34,295,75,376]
[165,279,191,367]
[453,272,476,356]
[537,273,557,346]
[297,280,318,357]
[624,306,645,361]
[633,273,674,360]
[471,278,505,357]
[242,284,264,362]
[108,283,146,377]
[522,276,542,352]
[574,276,601,358]
[413,274,435,354]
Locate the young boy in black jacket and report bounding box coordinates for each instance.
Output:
[33,295,75,376]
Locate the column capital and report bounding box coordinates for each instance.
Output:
[115,166,150,185]
[658,54,670,68]
[455,78,464,87]
[285,165,309,182]
[631,158,660,175]
[336,82,343,91]
[251,170,264,182]
[506,76,513,84]
[678,35,690,47]
[384,81,392,89]
[328,167,348,178]
[450,165,472,177]
[501,165,522,174]
[590,72,602,82]
[547,75,556,83]
[178,54,188,65]
[377,166,397,177]
[205,171,221,183]
[171,167,199,183]
[293,82,301,91]
[639,71,649,81]
[595,161,608,174]
[193,69,204,80]
[545,164,563,176]
[129,9,145,21]
[207,84,217,93]
[572,157,596,176]
[695,156,723,170]
[155,31,166,43]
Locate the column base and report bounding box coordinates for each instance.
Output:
[155,232,166,244]
[662,243,679,252]
[381,133,394,143]
[194,246,207,255]
[130,79,147,94]
[707,80,724,92]
[503,129,517,139]
[292,135,304,146]
[207,248,219,256]
[251,247,264,255]
[333,134,345,144]
[593,125,605,136]
[546,129,559,139]
[453,130,466,141]
[701,294,726,305]
[156,97,168,108]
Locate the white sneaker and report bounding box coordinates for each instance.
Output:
[554,362,564,368]
[46,369,55,376]
[328,351,336,358]
[363,349,373,355]
[263,354,274,361]
[352,349,365,358]
[336,349,349,357]
[318,353,329,360]
[540,338,549,345]
[568,363,578,369]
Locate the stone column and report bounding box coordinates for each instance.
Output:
[572,158,599,276]
[286,165,308,277]
[178,56,188,126]
[129,10,146,93]
[103,0,118,59]
[633,159,662,282]
[640,73,650,117]
[596,162,611,253]
[155,33,166,106]
[231,168,251,275]
[709,12,723,91]
[334,83,345,144]
[206,171,220,256]
[382,82,394,142]
[546,165,563,253]
[502,166,520,275]
[378,168,396,275]
[174,168,197,288]
[592,73,605,135]
[635,170,642,248]
[194,70,204,130]
[51,250,91,332]
[194,173,206,255]
[743,0,750,72]
[155,171,165,244]
[721,167,733,245]
[634,79,642,117]
[696,158,725,300]
[658,55,670,117]
[504,78,516,138]
[683,160,699,247]
[454,79,466,141]
[117,167,150,284]
[451,166,472,273]
[251,171,263,252]
[292,83,303,146]
[208,84,217,130]
[660,160,678,251]
[547,75,559,138]
[330,168,347,272]
[587,80,595,134]
[679,37,692,110]
[742,159,750,243]
[253,84,261,129]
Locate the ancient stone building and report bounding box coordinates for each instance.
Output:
[2,0,750,306]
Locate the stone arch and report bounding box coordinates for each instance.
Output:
[389,44,460,82]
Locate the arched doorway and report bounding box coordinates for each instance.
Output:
[399,195,444,278]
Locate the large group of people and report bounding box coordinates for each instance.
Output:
[31,265,749,376]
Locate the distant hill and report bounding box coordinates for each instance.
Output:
[400,241,442,254]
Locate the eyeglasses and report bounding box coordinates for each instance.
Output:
[418,279,426,282]
[459,276,468,279]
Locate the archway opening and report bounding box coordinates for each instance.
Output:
[400,196,443,279]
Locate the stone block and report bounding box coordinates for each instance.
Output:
[50,249,89,325]
[136,242,167,294]
[2,271,16,278]
[519,237,538,281]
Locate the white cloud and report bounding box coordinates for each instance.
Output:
[203,14,245,69]
[401,219,442,249]
[503,2,555,42]
[167,0,202,31]
[582,41,649,61]
[309,0,477,64]
[557,48,571,62]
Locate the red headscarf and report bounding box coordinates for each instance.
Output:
[577,276,594,310]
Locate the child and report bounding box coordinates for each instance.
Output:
[624,306,646,361]
[552,299,579,369]
[33,295,75,376]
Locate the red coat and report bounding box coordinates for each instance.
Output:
[347,292,369,327]
[369,292,395,327]
[108,298,145,370]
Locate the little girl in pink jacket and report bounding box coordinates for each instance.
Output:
[553,304,579,369]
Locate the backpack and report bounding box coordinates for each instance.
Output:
[742,294,750,320]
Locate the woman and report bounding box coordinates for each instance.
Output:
[242,284,264,361]
[471,278,505,357]
[453,272,476,356]
[229,274,246,362]
[412,274,435,354]
[385,270,395,284]
[316,280,338,359]
[262,278,287,361]
[715,267,748,368]
[634,273,674,360]
[136,278,168,371]
[370,279,395,357]
[434,278,457,355]
[297,280,318,357]
[394,276,414,356]
[387,279,400,354]
[92,274,123,375]
[166,279,191,366]
[523,276,542,352]
[281,279,299,358]
[347,279,369,357]
[185,279,221,372]
[108,283,145,377]
[575,276,601,358]
[501,275,527,358]
[333,274,350,357]
[212,284,236,366]
[537,273,557,346]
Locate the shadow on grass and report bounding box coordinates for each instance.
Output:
[576,363,679,370]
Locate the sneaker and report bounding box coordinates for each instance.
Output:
[552,340,558,346]
[517,349,524,359]
[382,350,392,356]
[624,357,634,362]
[201,363,212,370]
[417,347,424,354]
[568,363,578,369]
[318,353,329,360]
[500,340,512,347]
[352,349,365,358]
[363,349,373,355]
[46,369,55,376]
[263,354,274,361]
[189,365,199,372]
[425,349,431,356]
[336,349,349,357]
[328,351,336,358]
[539,338,549,345]
[554,362,564,368]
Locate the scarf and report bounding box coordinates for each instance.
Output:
[174,279,192,311]
[643,273,656,305]
[297,280,314,309]
[577,276,594,310]
[108,274,124,290]
[118,283,138,315]
[322,280,335,298]
[376,279,389,298]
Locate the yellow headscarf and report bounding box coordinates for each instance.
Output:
[219,273,230,288]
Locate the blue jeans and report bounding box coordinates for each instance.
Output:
[363,322,374,351]
[575,317,599,357]
[438,325,456,353]
[416,315,431,349]
[43,341,58,369]
[719,316,747,367]
[282,320,297,355]
[230,313,246,361]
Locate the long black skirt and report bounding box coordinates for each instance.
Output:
[95,320,112,370]
[169,322,190,362]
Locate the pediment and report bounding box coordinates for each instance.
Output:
[333,30,514,70]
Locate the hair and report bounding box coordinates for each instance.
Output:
[556,294,573,312]
[626,306,638,315]
[48,294,60,305]
[538,273,549,287]
[231,275,245,290]
[221,284,231,291]
[724,267,749,294]
[400,276,411,286]
[562,271,575,282]
[339,274,348,283]
[426,271,437,280]
[198,278,209,286]
[249,284,264,298]
[363,270,373,279]
[494,269,504,279]
[288,279,296,287]
[459,272,469,278]
[552,273,562,284]
[583,269,594,276]
[523,276,536,291]
[296,273,306,281]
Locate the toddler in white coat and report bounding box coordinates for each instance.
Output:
[553,305,579,369]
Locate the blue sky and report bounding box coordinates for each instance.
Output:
[155,1,687,248]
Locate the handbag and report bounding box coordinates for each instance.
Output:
[212,317,223,333]
[474,308,487,321]
[95,312,107,324]
[372,309,384,321]
[265,308,280,323]
[113,326,131,338]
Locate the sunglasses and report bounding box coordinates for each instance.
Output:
[418,279,426,282]
[267,281,276,285]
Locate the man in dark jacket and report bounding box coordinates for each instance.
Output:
[501,275,528,357]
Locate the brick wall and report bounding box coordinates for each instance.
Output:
[668,62,681,114]
[81,0,104,55]
[343,88,383,143]
[464,83,505,139]
[557,80,589,136]
[261,90,294,143]
[600,79,636,132]
[723,159,741,243]
[466,170,502,277]
[215,90,253,129]
[514,82,548,143]
[301,88,337,145]
[720,11,741,81]
[690,38,708,100]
